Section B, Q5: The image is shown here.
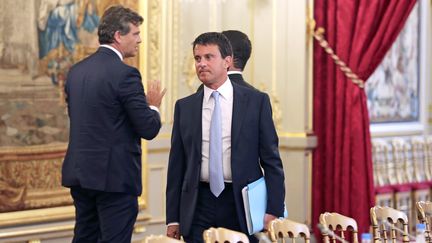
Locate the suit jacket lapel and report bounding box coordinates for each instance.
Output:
[231,84,248,148]
[192,90,204,162]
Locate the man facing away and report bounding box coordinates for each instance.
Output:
[166,32,285,243]
[197,30,255,92]
[62,5,166,243]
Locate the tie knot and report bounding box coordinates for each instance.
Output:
[212,91,220,101]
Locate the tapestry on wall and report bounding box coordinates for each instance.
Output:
[0,0,138,213]
[366,4,420,123]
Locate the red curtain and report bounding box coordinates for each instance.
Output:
[312,0,417,236]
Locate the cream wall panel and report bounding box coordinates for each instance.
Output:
[280,148,312,225]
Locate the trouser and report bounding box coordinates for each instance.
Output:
[183,182,257,243]
[70,186,138,243]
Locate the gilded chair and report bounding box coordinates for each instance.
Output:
[203,227,250,243]
[411,139,431,228]
[268,218,310,243]
[319,212,358,243]
[390,139,413,225]
[372,139,395,209]
[370,206,410,243]
[144,235,185,243]
[416,201,432,243]
[425,136,432,181]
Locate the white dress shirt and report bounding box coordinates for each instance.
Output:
[200,78,233,182]
[100,44,123,60]
[227,70,242,75]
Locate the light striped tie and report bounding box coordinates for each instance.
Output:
[209,91,224,197]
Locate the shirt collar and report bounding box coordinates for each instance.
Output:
[228,70,242,75]
[203,77,233,103]
[100,44,123,60]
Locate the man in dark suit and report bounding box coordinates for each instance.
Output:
[62,5,166,243]
[197,30,255,91]
[166,32,285,243]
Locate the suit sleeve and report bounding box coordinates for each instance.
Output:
[118,67,161,140]
[259,93,285,217]
[166,101,185,224]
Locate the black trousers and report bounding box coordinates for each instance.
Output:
[183,182,257,243]
[70,186,138,243]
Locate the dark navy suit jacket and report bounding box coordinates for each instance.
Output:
[166,82,285,235]
[62,47,161,196]
[226,73,255,90]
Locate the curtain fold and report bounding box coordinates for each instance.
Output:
[312,0,417,236]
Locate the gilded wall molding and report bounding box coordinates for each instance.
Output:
[168,0,180,121]
[0,206,74,228]
[183,55,197,93]
[257,83,283,131]
[0,143,67,159]
[148,0,161,81]
[0,209,150,240]
[0,143,70,212]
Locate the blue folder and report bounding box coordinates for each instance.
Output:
[242,177,288,235]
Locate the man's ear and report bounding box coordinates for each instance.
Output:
[224,55,233,69]
[113,30,122,44]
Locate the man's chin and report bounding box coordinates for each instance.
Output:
[199,77,209,83]
[124,53,137,59]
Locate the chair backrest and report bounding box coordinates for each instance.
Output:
[411,137,428,182]
[319,212,358,243]
[391,138,413,184]
[372,139,392,186]
[370,206,410,243]
[268,218,310,243]
[144,235,185,243]
[425,136,432,181]
[416,201,432,243]
[203,227,249,243]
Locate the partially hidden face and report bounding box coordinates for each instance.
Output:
[119,23,141,58]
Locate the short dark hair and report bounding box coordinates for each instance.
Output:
[192,32,233,58]
[98,5,143,44]
[222,30,251,71]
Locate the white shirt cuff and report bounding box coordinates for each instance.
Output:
[149,105,160,113]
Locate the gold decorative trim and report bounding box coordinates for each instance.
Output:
[0,143,67,159]
[0,225,74,239]
[269,91,282,131]
[0,144,70,212]
[140,140,148,209]
[148,0,161,81]
[138,0,152,210]
[139,0,162,209]
[168,0,180,123]
[133,225,146,234]
[139,0,148,83]
[256,83,283,131]
[278,132,315,138]
[0,206,75,228]
[0,212,151,239]
[183,55,197,92]
[28,240,42,243]
[148,147,170,154]
[306,0,314,133]
[158,133,171,138]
